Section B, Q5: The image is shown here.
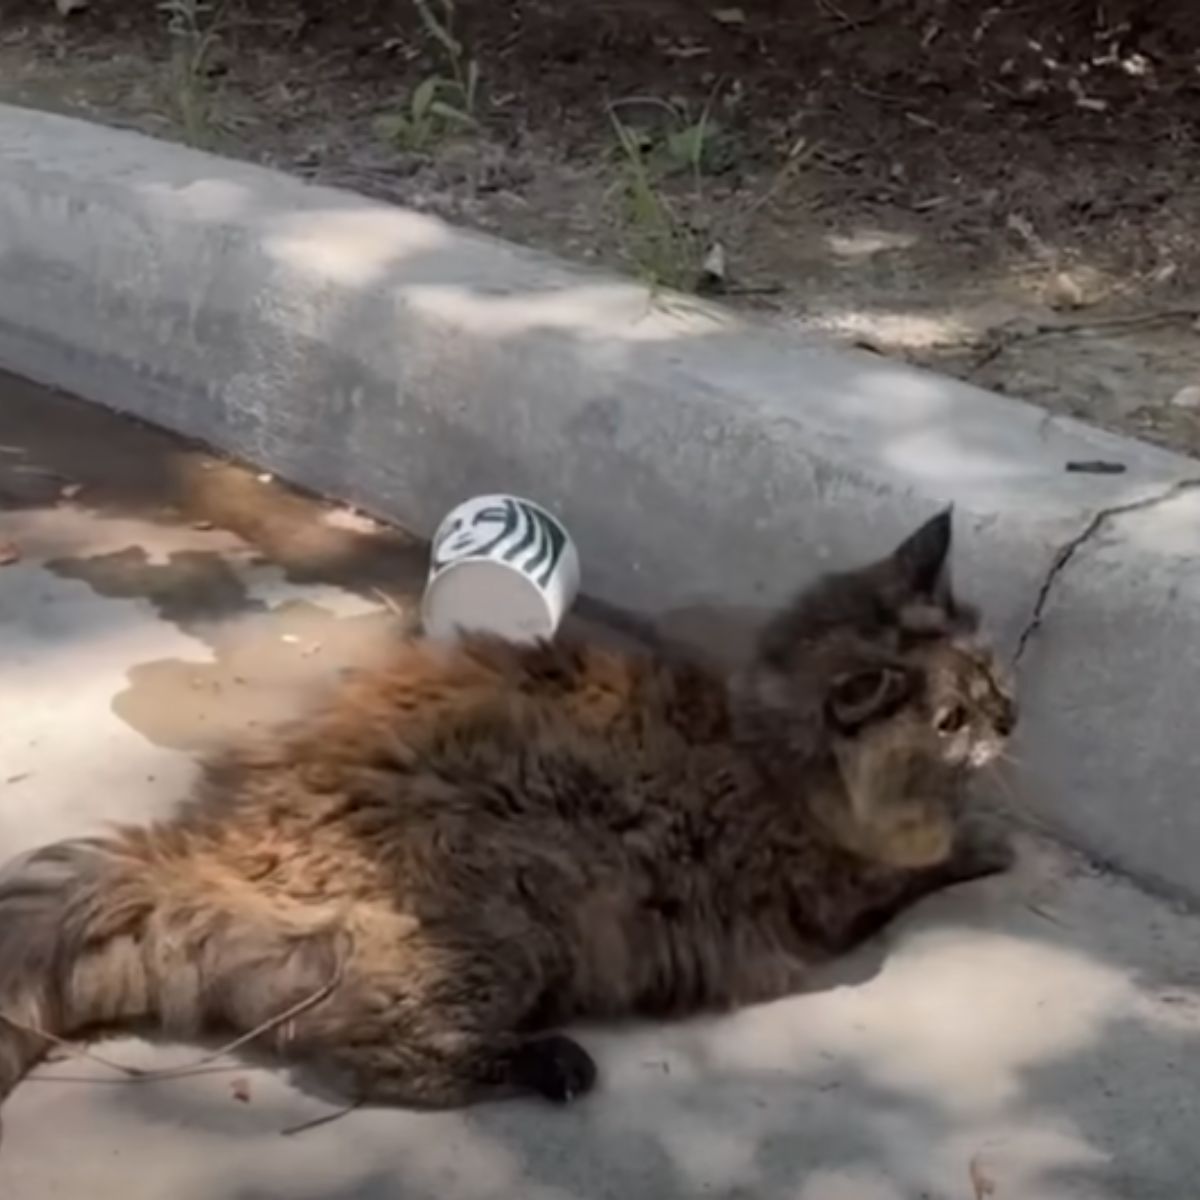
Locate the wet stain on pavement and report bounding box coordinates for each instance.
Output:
[113,602,399,755]
[47,547,265,635]
[0,371,431,756]
[38,539,407,753]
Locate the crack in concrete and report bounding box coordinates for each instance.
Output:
[1013,476,1200,664]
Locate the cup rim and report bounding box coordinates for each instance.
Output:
[420,555,558,638]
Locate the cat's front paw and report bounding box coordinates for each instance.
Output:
[509,1035,597,1104]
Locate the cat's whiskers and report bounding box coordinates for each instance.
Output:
[997,746,1026,770]
[978,757,1061,838]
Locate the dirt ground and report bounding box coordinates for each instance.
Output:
[4,0,1200,457]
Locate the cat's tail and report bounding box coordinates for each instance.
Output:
[0,831,345,1106]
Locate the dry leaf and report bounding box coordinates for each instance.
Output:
[0,541,20,566]
[231,1076,252,1103]
[1046,270,1088,311]
[371,587,406,616]
[1170,384,1200,410]
[664,41,711,59]
[969,1154,997,1199]
[700,241,728,289]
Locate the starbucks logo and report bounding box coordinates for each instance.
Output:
[432,498,567,589]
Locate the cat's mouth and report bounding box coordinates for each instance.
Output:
[967,738,1008,770]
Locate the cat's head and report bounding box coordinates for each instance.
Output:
[737,509,1016,869]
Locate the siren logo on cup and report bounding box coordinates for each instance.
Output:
[432,498,567,589]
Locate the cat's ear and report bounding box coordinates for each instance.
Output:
[888,508,952,597]
[825,665,911,733]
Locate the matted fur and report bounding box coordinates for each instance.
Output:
[0,511,1015,1109]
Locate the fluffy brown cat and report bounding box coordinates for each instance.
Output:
[0,510,1014,1112]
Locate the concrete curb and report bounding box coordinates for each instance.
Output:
[2,106,1198,900]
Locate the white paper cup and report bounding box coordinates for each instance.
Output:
[421,495,581,642]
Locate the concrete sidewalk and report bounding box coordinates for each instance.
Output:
[1,376,1198,1200]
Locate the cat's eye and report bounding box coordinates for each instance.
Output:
[935,704,967,735]
[827,667,909,732]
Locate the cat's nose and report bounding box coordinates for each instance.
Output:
[994,701,1017,737]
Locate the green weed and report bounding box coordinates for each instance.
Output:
[158,0,227,148]
[377,0,480,153]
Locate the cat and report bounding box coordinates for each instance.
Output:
[0,508,1015,1112]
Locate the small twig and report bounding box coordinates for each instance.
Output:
[607,95,682,120]
[147,952,346,1081]
[850,80,910,105]
[817,0,908,34]
[371,587,406,617]
[1065,459,1126,475]
[26,1064,249,1085]
[737,136,818,227]
[714,283,786,297]
[1024,901,1070,928]
[967,307,1200,376]
[1029,307,1200,336]
[280,1097,363,1137]
[0,949,345,1085]
[815,0,854,29]
[967,337,1013,374]
[0,1015,147,1077]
